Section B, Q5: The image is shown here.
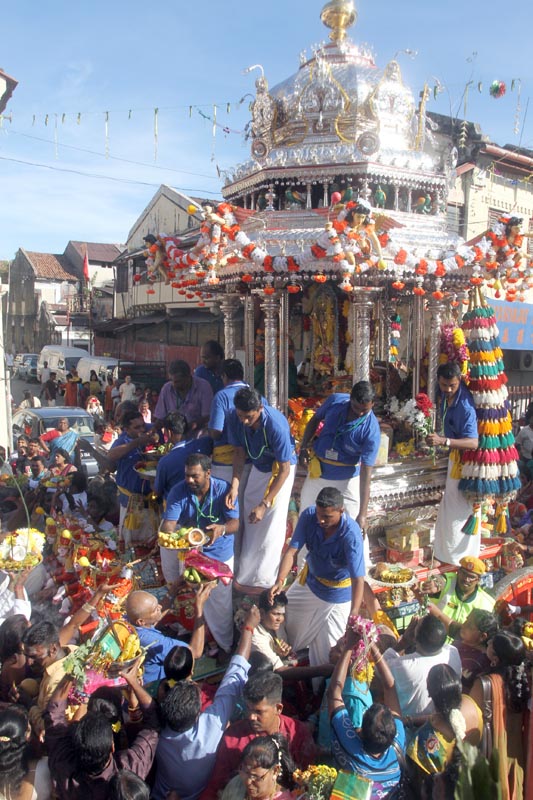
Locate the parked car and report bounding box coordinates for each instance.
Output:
[19,355,38,382]
[13,353,38,378]
[12,406,99,477]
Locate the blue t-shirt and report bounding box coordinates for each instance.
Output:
[312,394,381,479]
[440,383,478,440]
[135,625,189,684]
[331,709,405,800]
[155,437,213,499]
[112,431,152,507]
[194,364,224,395]
[290,507,365,602]
[163,476,237,562]
[208,381,249,453]
[227,405,296,473]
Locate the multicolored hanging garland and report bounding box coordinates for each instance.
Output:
[389,313,401,363]
[458,286,521,534]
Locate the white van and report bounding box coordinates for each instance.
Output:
[37,346,89,384]
[77,356,123,387]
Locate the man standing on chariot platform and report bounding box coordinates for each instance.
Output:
[297,380,380,565]
[426,362,479,565]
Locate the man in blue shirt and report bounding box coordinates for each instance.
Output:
[269,486,365,668]
[108,410,160,547]
[208,358,248,484]
[125,583,212,684]
[194,340,225,395]
[298,380,381,565]
[155,412,212,500]
[426,362,479,565]
[161,453,239,653]
[226,387,296,592]
[152,604,259,800]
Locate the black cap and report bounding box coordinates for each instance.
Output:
[143,234,157,245]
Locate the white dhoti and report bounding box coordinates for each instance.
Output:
[203,556,234,652]
[159,546,235,652]
[299,473,369,568]
[210,463,251,564]
[284,578,351,666]
[235,464,296,589]
[433,457,481,566]
[210,464,234,484]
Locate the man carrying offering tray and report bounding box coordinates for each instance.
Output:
[160,453,239,656]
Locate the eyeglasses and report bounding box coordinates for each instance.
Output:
[239,767,274,784]
[458,568,479,583]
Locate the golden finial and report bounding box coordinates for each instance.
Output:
[320,0,357,42]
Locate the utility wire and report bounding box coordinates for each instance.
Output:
[0,154,222,194]
[3,128,221,180]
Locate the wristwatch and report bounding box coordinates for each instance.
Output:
[445,438,451,447]
[261,499,272,509]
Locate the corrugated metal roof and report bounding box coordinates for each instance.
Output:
[68,241,123,263]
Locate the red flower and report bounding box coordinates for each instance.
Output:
[415,393,433,417]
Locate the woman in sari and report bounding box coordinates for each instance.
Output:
[49,448,77,478]
[407,664,482,781]
[40,418,79,460]
[470,632,530,800]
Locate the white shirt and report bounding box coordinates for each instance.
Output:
[119,381,136,402]
[251,623,284,669]
[516,426,533,461]
[0,572,31,625]
[383,644,462,716]
[19,397,42,409]
[40,368,51,384]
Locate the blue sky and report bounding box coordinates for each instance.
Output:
[1,0,531,260]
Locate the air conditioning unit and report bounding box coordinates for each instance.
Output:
[519,352,533,371]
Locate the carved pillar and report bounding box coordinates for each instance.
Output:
[219,294,241,359]
[260,294,279,407]
[243,293,255,386]
[351,289,380,382]
[411,294,424,397]
[306,182,312,209]
[322,181,329,208]
[407,190,412,213]
[427,298,446,404]
[278,291,289,415]
[394,185,400,211]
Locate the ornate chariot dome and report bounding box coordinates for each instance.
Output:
[225,0,441,197]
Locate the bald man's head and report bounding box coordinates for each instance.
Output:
[125,590,163,628]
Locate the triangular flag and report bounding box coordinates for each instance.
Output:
[83,247,90,283]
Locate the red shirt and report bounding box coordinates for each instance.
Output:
[199,714,316,800]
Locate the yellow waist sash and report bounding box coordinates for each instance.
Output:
[298,563,352,589]
[450,447,462,480]
[308,450,358,479]
[212,444,234,465]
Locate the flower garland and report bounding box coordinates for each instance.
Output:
[439,323,469,376]
[346,615,379,677]
[140,203,533,303]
